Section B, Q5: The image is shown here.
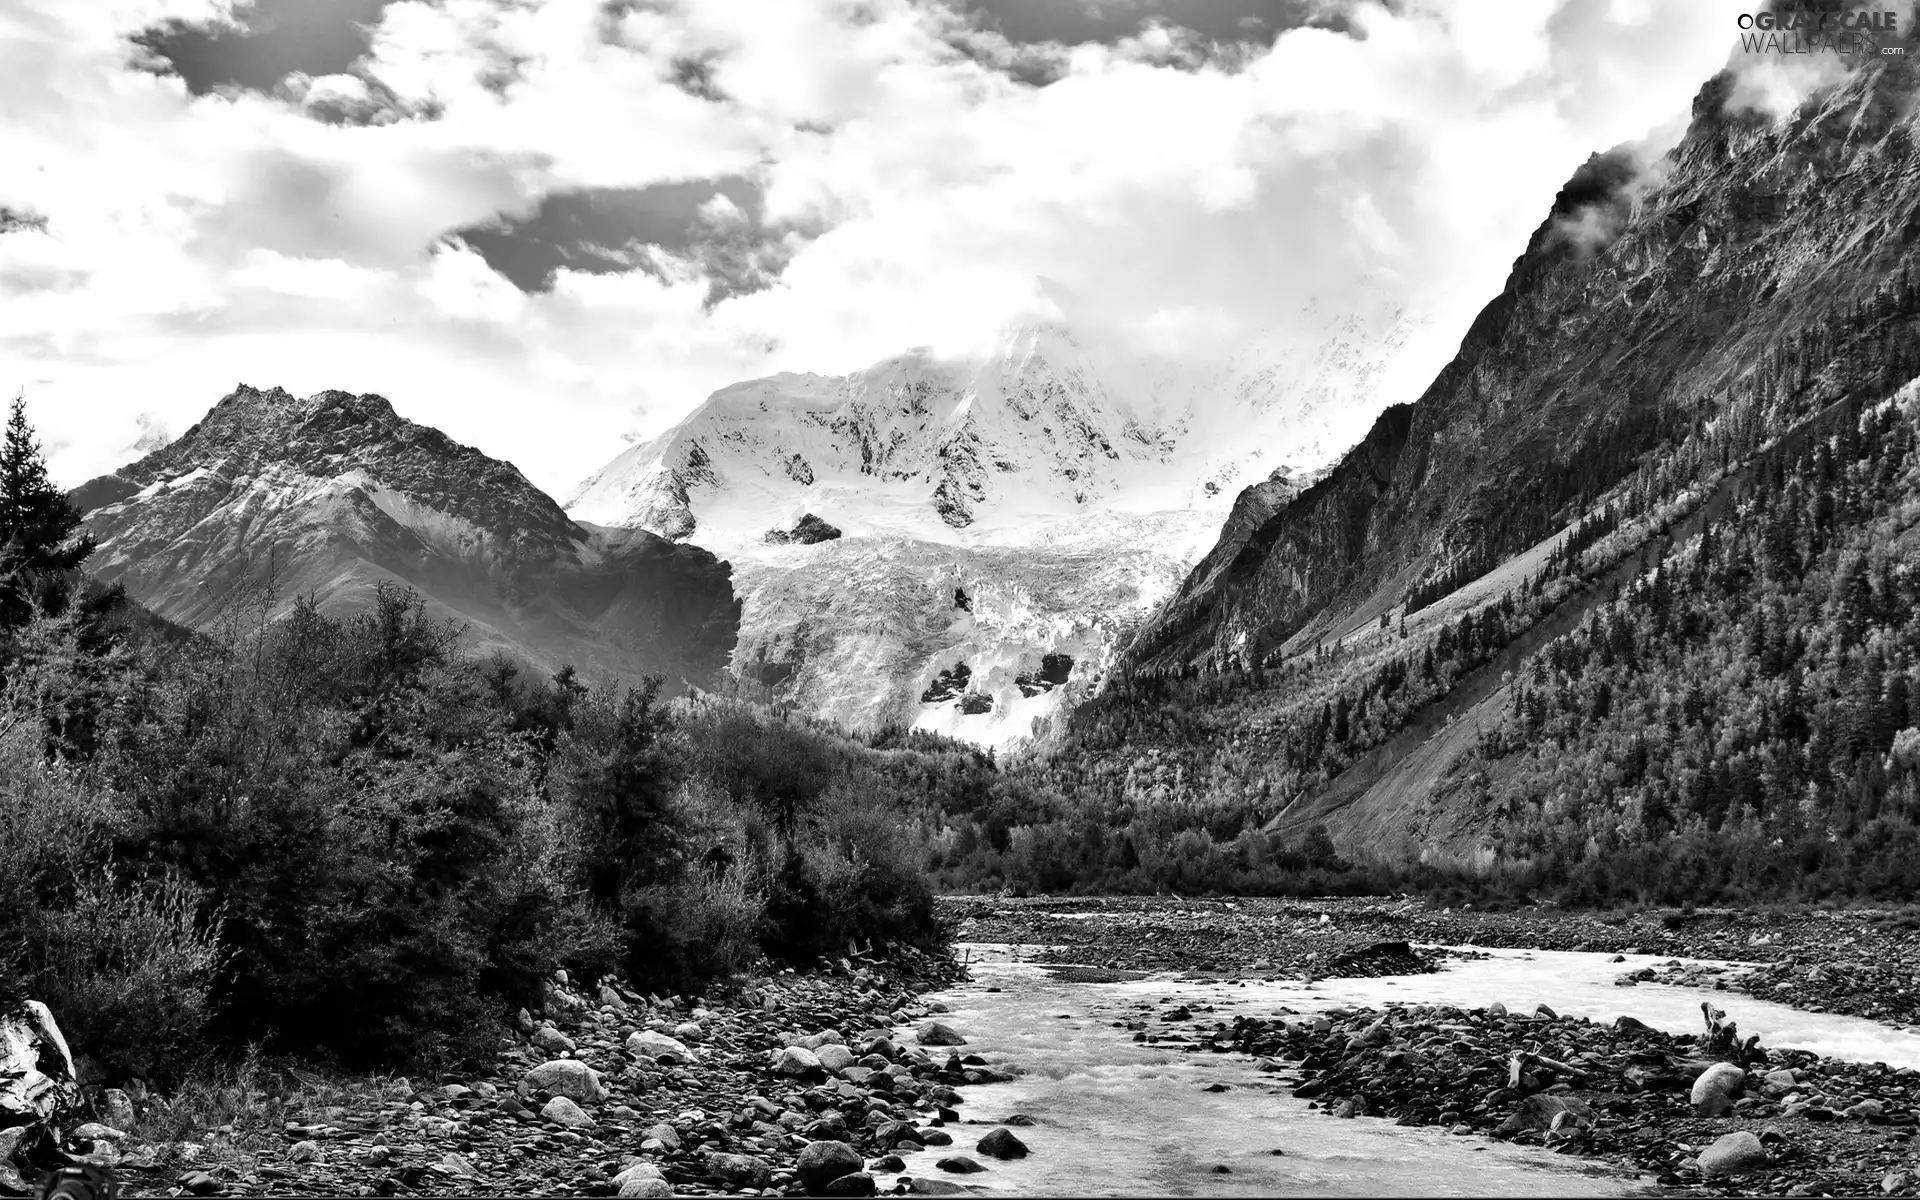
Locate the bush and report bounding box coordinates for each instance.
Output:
[23,869,224,1085]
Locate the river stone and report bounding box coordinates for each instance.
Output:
[706,1152,773,1189]
[975,1128,1028,1159]
[541,1096,594,1128]
[1699,1131,1769,1177]
[102,1089,136,1132]
[644,1122,682,1151]
[870,1155,906,1173]
[1350,1017,1391,1048]
[1487,1002,1507,1019]
[907,1181,971,1195]
[628,1030,694,1063]
[918,1022,967,1047]
[1496,1094,1594,1136]
[615,1164,672,1197]
[817,1044,857,1072]
[1761,1068,1799,1095]
[673,1022,703,1043]
[936,1156,987,1173]
[864,1037,900,1061]
[526,1059,607,1103]
[531,1025,576,1054]
[1692,1063,1746,1116]
[286,1140,321,1164]
[775,1046,824,1077]
[824,1172,877,1196]
[795,1140,864,1190]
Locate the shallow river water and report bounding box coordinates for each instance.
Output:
[881,942,1919,1197]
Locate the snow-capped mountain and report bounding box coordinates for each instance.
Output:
[73,385,741,691]
[568,292,1456,746]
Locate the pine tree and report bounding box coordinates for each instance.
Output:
[0,393,93,625]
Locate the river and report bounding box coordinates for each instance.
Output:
[883,942,1919,1197]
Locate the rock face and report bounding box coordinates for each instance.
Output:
[764,513,842,545]
[73,385,740,692]
[0,1001,82,1191]
[1111,57,1920,847]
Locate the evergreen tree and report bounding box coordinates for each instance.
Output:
[0,393,93,625]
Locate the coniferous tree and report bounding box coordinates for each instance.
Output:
[0,393,93,625]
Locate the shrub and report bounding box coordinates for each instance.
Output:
[23,869,224,1086]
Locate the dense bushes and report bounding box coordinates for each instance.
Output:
[2,579,949,1081]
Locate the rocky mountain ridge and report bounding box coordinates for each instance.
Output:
[73,384,741,691]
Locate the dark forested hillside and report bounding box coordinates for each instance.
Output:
[901,52,1920,901]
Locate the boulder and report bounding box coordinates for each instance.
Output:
[1698,1130,1769,1177]
[975,1128,1029,1159]
[627,1030,695,1063]
[526,1059,607,1103]
[936,1156,987,1173]
[1691,1062,1746,1116]
[541,1096,595,1128]
[1496,1095,1593,1136]
[0,1000,83,1190]
[101,1089,136,1132]
[531,1025,577,1054]
[824,1172,877,1196]
[917,1023,967,1047]
[706,1152,773,1189]
[816,1044,857,1072]
[795,1140,864,1191]
[775,1046,824,1077]
[907,1180,972,1195]
[614,1163,672,1197]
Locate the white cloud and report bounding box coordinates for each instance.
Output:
[0,0,1756,500]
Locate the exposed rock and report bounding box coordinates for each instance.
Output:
[775,1046,824,1077]
[706,1151,773,1189]
[795,1140,864,1191]
[627,1030,694,1063]
[974,1128,1029,1159]
[525,1059,606,1103]
[1698,1130,1769,1177]
[530,1025,576,1054]
[816,1043,856,1073]
[764,514,843,545]
[76,385,741,694]
[539,1096,594,1128]
[935,1156,987,1173]
[1690,1062,1746,1116]
[0,1000,81,1190]
[917,1022,967,1047]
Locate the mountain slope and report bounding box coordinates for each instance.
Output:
[1125,60,1920,678]
[569,297,1446,744]
[73,385,741,690]
[1041,53,1920,863]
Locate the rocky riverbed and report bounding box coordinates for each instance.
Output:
[945,895,1920,1197]
[947,895,1920,1026]
[49,945,1016,1198]
[26,896,1920,1199]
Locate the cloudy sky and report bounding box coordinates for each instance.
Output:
[1,0,1759,498]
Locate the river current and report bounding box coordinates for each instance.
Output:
[882,942,1919,1197]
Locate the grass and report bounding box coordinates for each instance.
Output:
[125,1047,418,1176]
